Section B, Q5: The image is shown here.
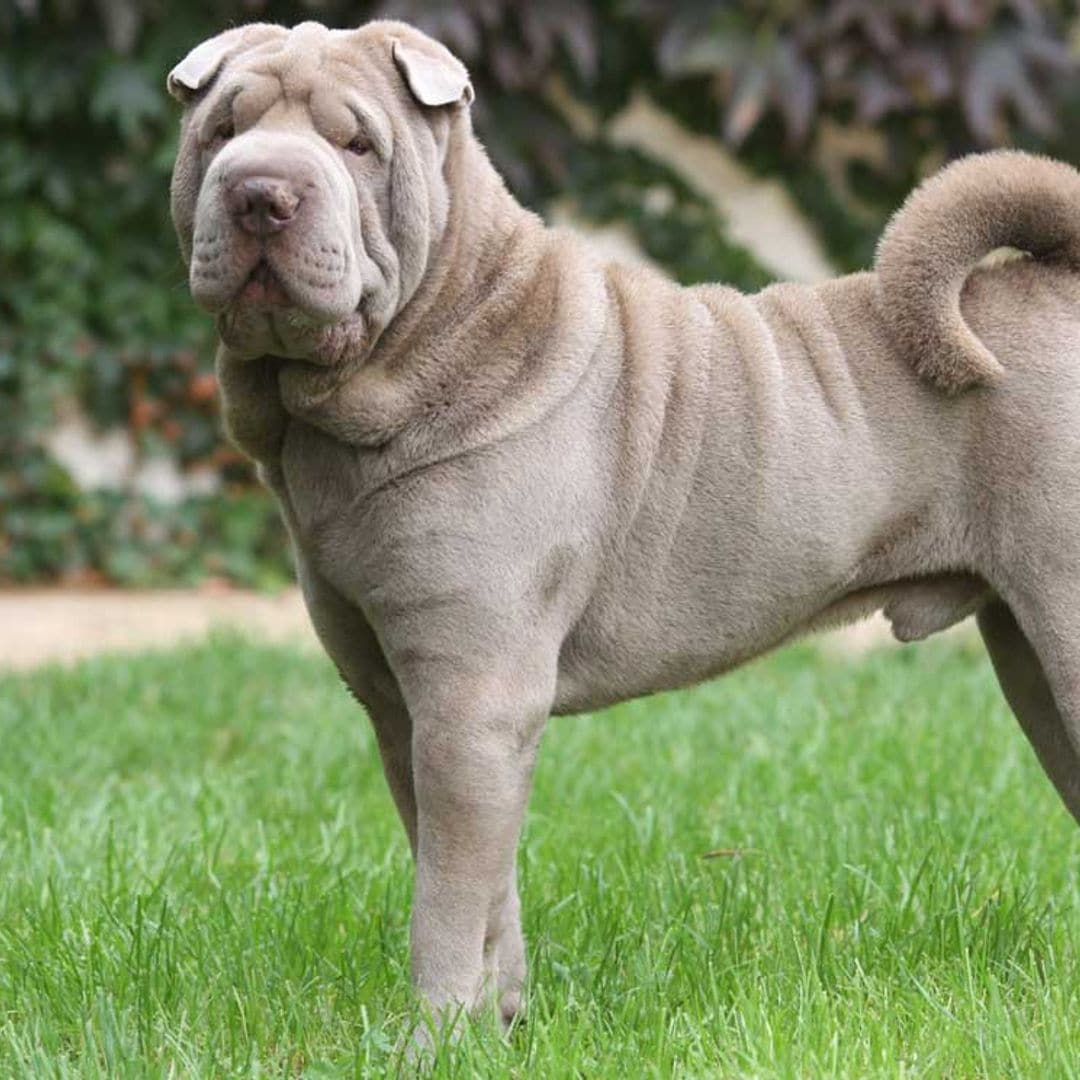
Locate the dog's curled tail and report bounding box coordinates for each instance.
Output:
[875,150,1080,394]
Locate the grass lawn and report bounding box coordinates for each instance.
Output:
[0,633,1078,1077]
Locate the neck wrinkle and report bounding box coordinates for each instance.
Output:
[276,126,592,453]
[370,130,539,373]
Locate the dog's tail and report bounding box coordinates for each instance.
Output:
[875,150,1080,394]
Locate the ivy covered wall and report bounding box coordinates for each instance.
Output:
[1,1,1076,585]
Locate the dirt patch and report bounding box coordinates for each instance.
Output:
[0,587,973,672]
[0,586,317,671]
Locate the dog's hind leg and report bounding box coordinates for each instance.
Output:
[978,598,1080,824]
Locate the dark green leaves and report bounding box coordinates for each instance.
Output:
[2,0,1078,584]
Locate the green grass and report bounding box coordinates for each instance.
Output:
[1,633,1079,1077]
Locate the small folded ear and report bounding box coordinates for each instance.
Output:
[167,24,283,104]
[392,37,474,108]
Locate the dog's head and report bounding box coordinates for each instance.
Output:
[167,20,473,362]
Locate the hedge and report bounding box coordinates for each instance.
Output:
[1,0,1075,585]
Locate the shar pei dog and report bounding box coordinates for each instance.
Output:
[168,18,1080,1037]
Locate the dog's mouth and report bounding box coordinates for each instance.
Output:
[236,259,293,308]
[217,256,366,364]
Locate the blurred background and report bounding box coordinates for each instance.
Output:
[1,0,1078,605]
[7,11,1080,1069]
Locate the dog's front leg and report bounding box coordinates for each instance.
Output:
[484,862,526,1025]
[403,664,550,1039]
[293,564,420,849]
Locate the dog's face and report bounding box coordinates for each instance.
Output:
[168,20,472,363]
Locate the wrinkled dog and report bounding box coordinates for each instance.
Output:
[168,18,1080,1035]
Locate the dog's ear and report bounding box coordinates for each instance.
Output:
[392,36,474,108]
[167,24,284,104]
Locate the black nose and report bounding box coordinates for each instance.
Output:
[226,176,300,236]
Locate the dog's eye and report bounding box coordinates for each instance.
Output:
[346,137,370,156]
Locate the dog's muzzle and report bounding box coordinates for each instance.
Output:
[226,175,302,237]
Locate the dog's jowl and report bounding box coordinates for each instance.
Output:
[168,17,1080,1037]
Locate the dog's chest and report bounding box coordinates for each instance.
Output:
[278,421,382,572]
[277,415,578,623]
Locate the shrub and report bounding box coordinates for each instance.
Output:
[1,1,1075,584]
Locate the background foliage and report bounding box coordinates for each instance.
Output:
[2,0,1077,585]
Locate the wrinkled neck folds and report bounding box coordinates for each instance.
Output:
[276,128,548,446]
